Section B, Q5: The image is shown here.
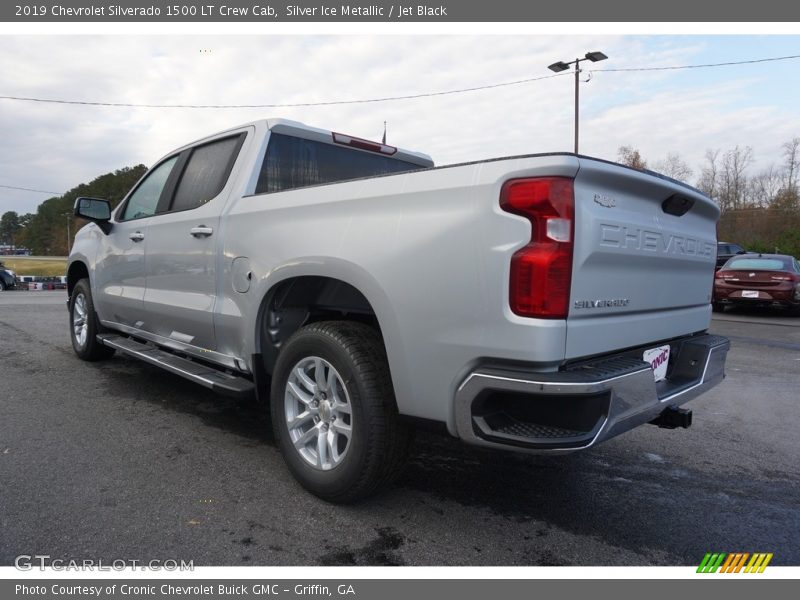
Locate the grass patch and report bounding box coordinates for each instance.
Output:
[1,257,68,277]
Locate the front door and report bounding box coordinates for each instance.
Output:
[94,156,179,328]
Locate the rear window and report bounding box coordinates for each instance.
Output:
[726,258,790,271]
[171,135,244,212]
[255,133,425,194]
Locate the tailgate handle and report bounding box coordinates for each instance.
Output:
[662,194,694,217]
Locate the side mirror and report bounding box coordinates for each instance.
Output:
[74,197,112,234]
[736,249,747,255]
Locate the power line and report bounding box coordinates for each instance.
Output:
[0,71,573,109]
[1,53,797,109]
[0,184,63,195]
[595,54,800,72]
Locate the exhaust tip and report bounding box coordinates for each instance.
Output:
[650,406,692,429]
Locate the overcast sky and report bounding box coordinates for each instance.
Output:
[1,34,799,215]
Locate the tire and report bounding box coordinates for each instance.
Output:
[0,280,6,291]
[712,302,725,313]
[270,321,411,503]
[68,278,115,361]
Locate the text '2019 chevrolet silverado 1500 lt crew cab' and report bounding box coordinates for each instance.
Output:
[67,118,730,502]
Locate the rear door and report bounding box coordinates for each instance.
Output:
[566,159,719,359]
[140,131,248,350]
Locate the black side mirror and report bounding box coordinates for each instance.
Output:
[74,197,112,234]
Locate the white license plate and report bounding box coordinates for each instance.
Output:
[643,344,671,382]
[741,290,759,298]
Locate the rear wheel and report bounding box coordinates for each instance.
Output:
[69,278,115,361]
[271,321,411,503]
[0,281,5,291]
[712,302,726,313]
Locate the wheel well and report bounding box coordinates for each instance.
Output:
[67,261,89,296]
[258,276,381,375]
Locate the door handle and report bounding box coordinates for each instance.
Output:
[129,231,145,242]
[190,225,213,238]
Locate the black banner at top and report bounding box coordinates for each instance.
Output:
[3,0,800,22]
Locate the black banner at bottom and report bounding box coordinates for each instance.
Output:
[2,579,794,600]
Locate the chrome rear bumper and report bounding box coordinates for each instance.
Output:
[454,334,730,452]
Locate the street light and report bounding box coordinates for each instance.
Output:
[548,51,608,154]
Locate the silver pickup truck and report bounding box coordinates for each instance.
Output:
[67,118,730,502]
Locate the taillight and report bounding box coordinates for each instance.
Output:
[500,177,574,318]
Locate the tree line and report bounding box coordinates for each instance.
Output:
[2,137,798,257]
[617,137,800,212]
[617,137,800,256]
[0,165,147,255]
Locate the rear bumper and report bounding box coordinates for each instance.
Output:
[715,284,800,307]
[454,333,730,453]
[717,296,798,309]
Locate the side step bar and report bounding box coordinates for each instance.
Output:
[97,334,254,398]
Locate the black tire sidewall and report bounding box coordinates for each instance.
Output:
[271,327,374,500]
[68,279,107,360]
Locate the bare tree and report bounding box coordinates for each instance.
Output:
[696,149,720,206]
[653,152,693,183]
[782,137,799,192]
[774,137,800,210]
[617,145,647,170]
[749,165,782,208]
[719,146,754,212]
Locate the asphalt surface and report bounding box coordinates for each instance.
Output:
[1,291,798,566]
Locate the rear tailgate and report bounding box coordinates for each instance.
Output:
[566,158,719,359]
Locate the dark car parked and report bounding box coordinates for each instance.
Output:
[0,264,17,291]
[716,242,747,268]
[713,253,800,314]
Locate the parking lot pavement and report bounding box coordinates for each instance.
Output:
[1,292,798,566]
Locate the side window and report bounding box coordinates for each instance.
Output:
[170,135,243,212]
[120,156,178,221]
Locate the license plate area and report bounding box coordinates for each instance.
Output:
[741,290,759,298]
[643,344,671,382]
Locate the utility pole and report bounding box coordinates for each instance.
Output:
[574,58,580,154]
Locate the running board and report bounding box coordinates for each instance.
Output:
[97,334,254,398]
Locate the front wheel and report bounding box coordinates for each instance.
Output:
[271,321,410,503]
[69,278,115,361]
